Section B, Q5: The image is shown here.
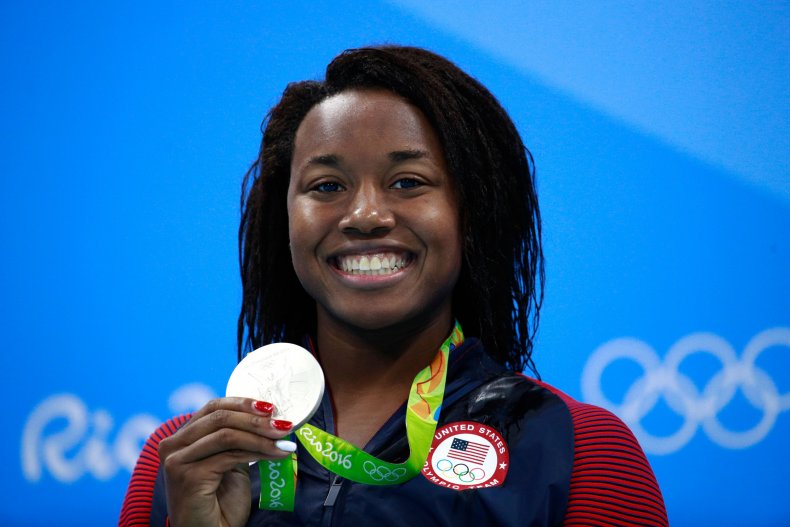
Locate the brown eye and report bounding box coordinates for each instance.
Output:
[313,181,345,193]
[391,178,422,189]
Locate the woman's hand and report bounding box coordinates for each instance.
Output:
[158,397,295,527]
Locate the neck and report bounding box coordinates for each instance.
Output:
[316,311,453,393]
[314,311,454,443]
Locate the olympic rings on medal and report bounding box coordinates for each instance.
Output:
[582,327,790,454]
[435,458,486,483]
[362,460,407,482]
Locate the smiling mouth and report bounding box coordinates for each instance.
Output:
[332,252,414,276]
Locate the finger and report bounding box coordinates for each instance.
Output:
[164,426,294,469]
[162,449,257,491]
[190,422,295,460]
[172,400,282,447]
[160,413,295,461]
[184,397,272,425]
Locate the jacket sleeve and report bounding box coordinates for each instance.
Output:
[118,414,191,526]
[535,381,669,527]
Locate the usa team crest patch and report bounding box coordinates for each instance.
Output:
[422,421,509,489]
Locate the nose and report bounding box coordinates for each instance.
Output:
[338,183,395,235]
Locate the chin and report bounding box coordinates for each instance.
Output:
[337,310,416,332]
[320,300,451,337]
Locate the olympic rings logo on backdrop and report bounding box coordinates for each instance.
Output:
[581,327,790,454]
[362,460,407,482]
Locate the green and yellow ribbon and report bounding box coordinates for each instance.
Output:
[258,322,464,511]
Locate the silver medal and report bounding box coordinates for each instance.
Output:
[226,342,325,428]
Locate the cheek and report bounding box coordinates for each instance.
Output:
[287,199,330,294]
[431,198,462,253]
[287,198,319,250]
[421,200,463,277]
[287,203,309,267]
[287,233,319,303]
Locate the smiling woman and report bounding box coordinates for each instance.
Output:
[288,90,461,339]
[120,46,668,526]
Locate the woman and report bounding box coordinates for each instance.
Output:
[120,46,668,526]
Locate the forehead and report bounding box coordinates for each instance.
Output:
[292,90,444,163]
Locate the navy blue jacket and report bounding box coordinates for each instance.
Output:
[122,339,667,526]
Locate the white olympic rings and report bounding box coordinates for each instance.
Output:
[581,327,790,454]
[362,460,407,482]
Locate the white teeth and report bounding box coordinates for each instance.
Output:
[336,252,410,276]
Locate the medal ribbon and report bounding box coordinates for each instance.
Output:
[258,322,464,511]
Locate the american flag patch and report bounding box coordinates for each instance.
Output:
[448,438,489,465]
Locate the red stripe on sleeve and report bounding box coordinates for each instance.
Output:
[530,378,669,527]
[118,414,191,526]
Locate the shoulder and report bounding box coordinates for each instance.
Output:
[525,377,669,527]
[119,414,191,526]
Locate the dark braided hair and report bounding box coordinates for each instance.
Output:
[238,46,544,375]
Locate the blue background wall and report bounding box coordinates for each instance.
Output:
[2,2,788,525]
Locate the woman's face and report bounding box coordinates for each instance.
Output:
[287,89,462,333]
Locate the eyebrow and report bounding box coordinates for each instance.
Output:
[305,150,430,168]
[306,154,341,167]
[388,149,429,163]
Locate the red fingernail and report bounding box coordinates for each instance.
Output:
[272,419,292,431]
[254,401,274,414]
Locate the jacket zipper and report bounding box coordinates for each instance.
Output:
[320,475,344,527]
[323,475,343,507]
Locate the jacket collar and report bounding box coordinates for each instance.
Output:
[304,337,505,460]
